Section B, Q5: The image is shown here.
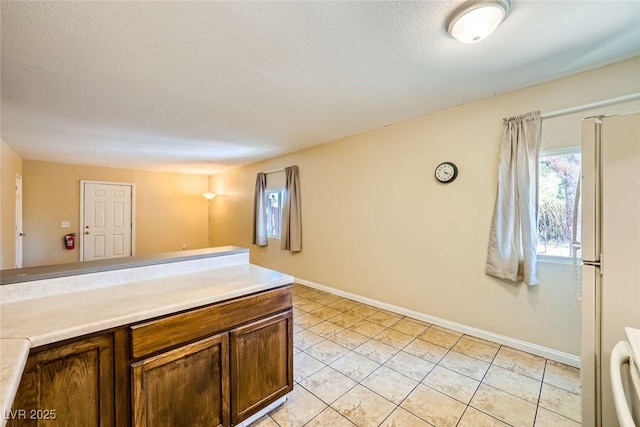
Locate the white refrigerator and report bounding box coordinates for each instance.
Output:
[580,112,640,427]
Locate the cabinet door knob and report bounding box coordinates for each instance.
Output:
[85,231,90,235]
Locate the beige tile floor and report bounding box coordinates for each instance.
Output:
[250,284,581,427]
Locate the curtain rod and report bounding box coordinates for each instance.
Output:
[263,168,285,174]
[540,92,640,119]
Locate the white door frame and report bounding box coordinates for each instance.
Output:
[80,180,136,261]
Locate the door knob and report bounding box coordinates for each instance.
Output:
[85,231,90,235]
[19,232,25,237]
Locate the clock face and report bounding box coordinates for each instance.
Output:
[435,162,458,183]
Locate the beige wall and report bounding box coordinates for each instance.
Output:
[22,160,209,267]
[209,57,640,355]
[1,139,24,269]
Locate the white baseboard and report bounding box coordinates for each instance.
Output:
[294,278,580,368]
[235,395,287,427]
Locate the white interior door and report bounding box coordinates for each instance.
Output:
[15,174,23,268]
[82,181,134,261]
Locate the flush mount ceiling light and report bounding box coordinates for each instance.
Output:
[447,0,511,44]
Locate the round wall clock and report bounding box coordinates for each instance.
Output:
[435,162,458,183]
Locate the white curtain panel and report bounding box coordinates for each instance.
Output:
[486,111,542,285]
[252,172,268,247]
[281,166,302,252]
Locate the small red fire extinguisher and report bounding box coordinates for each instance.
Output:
[64,233,76,250]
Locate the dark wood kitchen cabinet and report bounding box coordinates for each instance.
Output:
[8,334,115,427]
[131,333,230,427]
[230,311,293,425]
[8,284,293,427]
[130,286,293,427]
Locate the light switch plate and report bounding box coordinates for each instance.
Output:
[61,221,70,228]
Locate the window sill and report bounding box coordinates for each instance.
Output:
[537,254,574,265]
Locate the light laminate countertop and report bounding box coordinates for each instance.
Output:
[0,339,30,425]
[0,246,248,285]
[0,253,293,426]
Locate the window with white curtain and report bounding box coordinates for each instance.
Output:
[266,189,285,238]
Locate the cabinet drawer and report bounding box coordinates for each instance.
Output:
[130,285,292,359]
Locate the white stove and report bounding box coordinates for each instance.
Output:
[626,328,640,373]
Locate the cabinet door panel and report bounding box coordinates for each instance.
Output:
[131,333,229,427]
[9,334,114,427]
[230,310,293,424]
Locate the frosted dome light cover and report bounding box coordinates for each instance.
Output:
[447,0,510,44]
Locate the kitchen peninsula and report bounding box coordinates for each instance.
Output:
[0,247,294,427]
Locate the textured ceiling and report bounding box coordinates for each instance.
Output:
[2,1,640,175]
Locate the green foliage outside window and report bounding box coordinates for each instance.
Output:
[538,152,581,256]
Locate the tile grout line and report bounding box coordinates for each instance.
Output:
[297,314,424,424]
[454,341,513,427]
[373,333,466,426]
[531,359,549,426]
[295,369,359,426]
[289,285,582,427]
[293,287,407,425]
[420,334,474,426]
[536,380,583,424]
